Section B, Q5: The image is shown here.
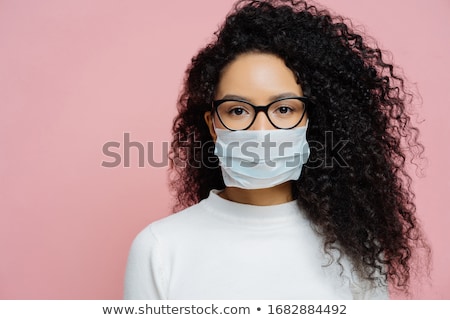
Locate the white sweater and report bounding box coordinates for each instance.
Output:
[124,190,388,299]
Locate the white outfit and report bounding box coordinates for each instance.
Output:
[124,190,388,299]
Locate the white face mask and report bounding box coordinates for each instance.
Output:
[213,122,310,189]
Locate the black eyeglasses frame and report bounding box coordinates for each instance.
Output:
[211,96,309,131]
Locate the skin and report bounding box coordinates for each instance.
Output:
[204,52,308,206]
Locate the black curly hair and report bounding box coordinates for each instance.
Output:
[169,0,429,293]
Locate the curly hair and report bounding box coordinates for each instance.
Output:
[169,0,429,293]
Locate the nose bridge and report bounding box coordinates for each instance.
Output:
[250,109,275,130]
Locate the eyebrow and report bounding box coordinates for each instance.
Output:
[219,92,301,102]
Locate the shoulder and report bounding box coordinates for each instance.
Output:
[130,199,211,250]
[323,247,390,300]
[124,201,210,299]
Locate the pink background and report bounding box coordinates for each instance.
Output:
[0,0,448,299]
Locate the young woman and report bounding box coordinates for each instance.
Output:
[124,0,428,299]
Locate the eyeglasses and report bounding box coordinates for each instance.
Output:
[212,96,308,131]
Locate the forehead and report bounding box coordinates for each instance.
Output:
[215,53,302,102]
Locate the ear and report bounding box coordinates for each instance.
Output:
[204,111,217,141]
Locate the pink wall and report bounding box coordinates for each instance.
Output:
[0,0,448,299]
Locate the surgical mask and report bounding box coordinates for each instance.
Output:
[213,122,310,189]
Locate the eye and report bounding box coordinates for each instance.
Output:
[274,105,294,115]
[269,99,305,118]
[229,107,247,116]
[224,104,252,117]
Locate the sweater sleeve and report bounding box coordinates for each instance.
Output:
[123,225,168,300]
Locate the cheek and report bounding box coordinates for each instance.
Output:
[299,111,308,127]
[213,113,226,129]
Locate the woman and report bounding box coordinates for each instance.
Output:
[124,0,428,299]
